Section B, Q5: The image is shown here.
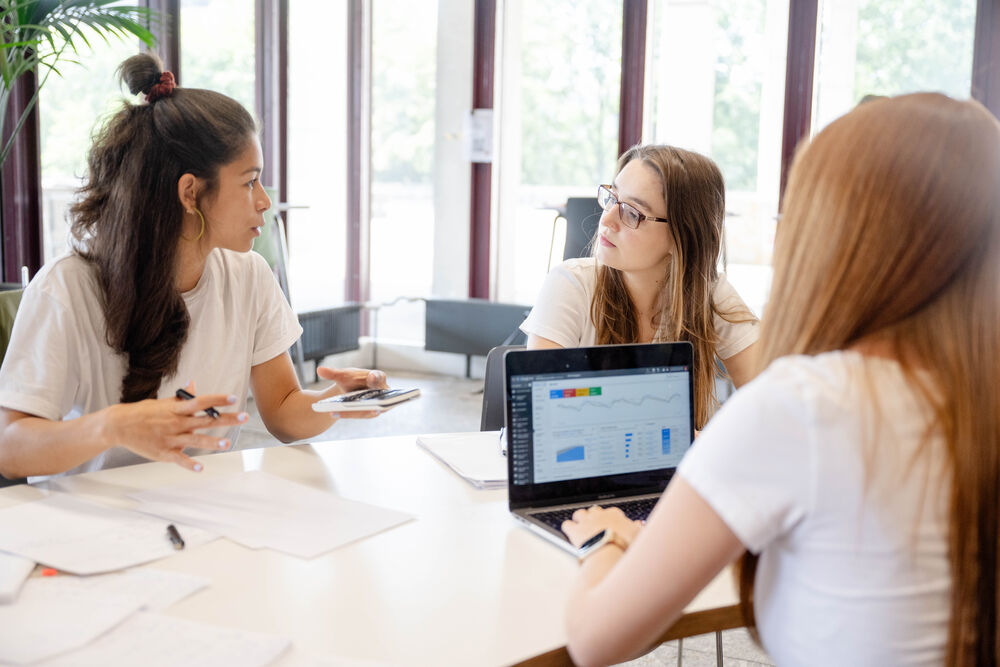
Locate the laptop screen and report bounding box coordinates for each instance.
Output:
[505,343,694,508]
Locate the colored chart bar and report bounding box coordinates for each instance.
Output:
[661,428,670,455]
[548,387,603,399]
[556,445,585,462]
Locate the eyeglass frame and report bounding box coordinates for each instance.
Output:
[597,184,669,230]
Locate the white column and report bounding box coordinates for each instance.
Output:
[648,0,715,153]
[756,0,790,211]
[813,0,859,132]
[492,0,523,303]
[432,0,475,298]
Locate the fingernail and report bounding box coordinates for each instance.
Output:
[194,463,203,472]
[218,439,229,449]
[238,412,249,422]
[227,395,237,404]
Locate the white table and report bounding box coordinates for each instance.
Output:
[0,435,740,666]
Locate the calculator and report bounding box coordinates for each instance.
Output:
[311,387,421,412]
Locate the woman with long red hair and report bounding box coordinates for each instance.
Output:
[560,93,1000,666]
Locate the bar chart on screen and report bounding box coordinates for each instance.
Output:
[529,371,691,483]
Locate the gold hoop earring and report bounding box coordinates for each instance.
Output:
[182,208,206,242]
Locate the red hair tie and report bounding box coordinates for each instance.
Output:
[146,71,176,103]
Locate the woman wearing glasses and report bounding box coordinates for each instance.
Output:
[520,146,758,428]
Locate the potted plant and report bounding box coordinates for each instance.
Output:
[0,0,157,165]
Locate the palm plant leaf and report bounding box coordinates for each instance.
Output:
[0,0,158,165]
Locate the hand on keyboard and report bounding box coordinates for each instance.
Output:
[560,505,643,550]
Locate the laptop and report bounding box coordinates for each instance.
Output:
[504,343,694,553]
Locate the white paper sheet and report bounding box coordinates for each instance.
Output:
[63,568,210,612]
[0,568,210,664]
[0,577,145,664]
[0,550,34,604]
[129,471,414,559]
[416,432,508,489]
[36,611,290,667]
[0,493,217,575]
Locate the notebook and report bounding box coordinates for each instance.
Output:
[504,343,694,553]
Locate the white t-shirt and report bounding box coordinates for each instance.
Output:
[520,257,759,359]
[679,351,950,666]
[0,249,303,476]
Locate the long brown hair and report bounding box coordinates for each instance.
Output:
[738,93,1000,665]
[70,53,257,403]
[590,145,752,428]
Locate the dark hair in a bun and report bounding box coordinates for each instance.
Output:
[117,52,164,96]
[70,53,258,403]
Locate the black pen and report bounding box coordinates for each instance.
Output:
[175,388,220,418]
[166,524,185,550]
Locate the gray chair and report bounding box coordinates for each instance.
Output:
[252,201,308,384]
[480,344,525,431]
[425,299,530,378]
[562,197,602,260]
[0,287,26,487]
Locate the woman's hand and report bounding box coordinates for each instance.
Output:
[315,366,389,419]
[101,382,247,471]
[316,366,388,393]
[561,505,643,549]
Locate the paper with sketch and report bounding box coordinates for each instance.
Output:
[0,494,217,575]
[417,432,507,489]
[129,471,414,559]
[36,611,289,667]
[0,568,209,664]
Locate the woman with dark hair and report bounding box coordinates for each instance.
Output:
[520,146,758,429]
[559,94,1000,666]
[0,54,387,478]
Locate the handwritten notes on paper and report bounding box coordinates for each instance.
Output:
[36,612,289,667]
[0,569,208,665]
[130,471,414,559]
[0,494,216,575]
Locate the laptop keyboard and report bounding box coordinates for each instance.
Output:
[532,497,658,532]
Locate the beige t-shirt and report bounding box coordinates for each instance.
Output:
[0,249,302,476]
[520,257,759,358]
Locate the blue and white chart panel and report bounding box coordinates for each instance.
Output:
[530,371,691,484]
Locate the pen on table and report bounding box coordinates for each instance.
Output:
[175,388,220,418]
[166,524,185,550]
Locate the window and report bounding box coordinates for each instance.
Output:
[39,38,139,263]
[812,0,976,133]
[179,0,255,113]
[493,0,623,305]
[368,0,442,343]
[643,0,789,317]
[285,0,349,312]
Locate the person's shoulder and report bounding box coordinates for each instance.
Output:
[210,248,272,278]
[712,273,754,310]
[733,351,869,421]
[29,253,99,302]
[549,256,597,289]
[557,256,597,275]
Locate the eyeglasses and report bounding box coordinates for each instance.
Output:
[597,185,669,230]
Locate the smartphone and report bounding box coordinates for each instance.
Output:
[311,387,421,412]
